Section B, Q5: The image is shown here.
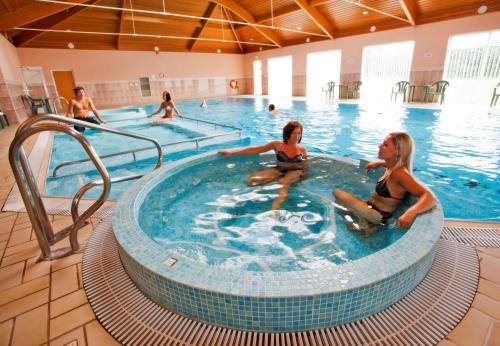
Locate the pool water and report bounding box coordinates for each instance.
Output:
[47,98,499,221]
[139,155,408,272]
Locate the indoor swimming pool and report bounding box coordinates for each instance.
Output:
[46,97,499,221]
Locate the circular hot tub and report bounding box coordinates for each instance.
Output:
[113,151,443,332]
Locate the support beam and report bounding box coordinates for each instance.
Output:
[117,0,126,49]
[188,2,217,51]
[399,0,417,26]
[223,8,243,53]
[13,0,99,46]
[293,0,334,39]
[0,0,95,31]
[211,0,283,47]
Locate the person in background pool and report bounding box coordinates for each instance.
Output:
[268,104,280,115]
[219,121,308,210]
[147,91,181,124]
[333,132,435,234]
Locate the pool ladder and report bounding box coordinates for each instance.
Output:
[8,114,163,261]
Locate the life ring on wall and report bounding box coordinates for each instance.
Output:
[229,79,239,89]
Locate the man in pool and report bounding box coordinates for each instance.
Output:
[66,86,105,132]
[268,104,280,115]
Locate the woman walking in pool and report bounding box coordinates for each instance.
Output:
[333,132,435,234]
[147,91,181,124]
[219,121,308,210]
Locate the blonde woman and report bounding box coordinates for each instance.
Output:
[333,132,435,231]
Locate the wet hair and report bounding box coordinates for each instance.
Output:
[73,86,85,94]
[268,104,275,112]
[282,121,303,144]
[162,91,171,102]
[386,132,414,180]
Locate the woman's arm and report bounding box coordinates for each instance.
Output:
[172,101,181,115]
[366,161,386,171]
[147,103,164,118]
[393,168,436,228]
[218,141,279,157]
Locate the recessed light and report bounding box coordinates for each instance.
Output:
[259,47,263,51]
[305,37,310,43]
[67,42,75,49]
[370,25,376,32]
[477,5,488,14]
[296,26,302,30]
[363,11,369,15]
[153,46,160,52]
[250,38,254,41]
[217,48,221,54]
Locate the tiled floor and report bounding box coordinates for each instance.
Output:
[0,125,499,346]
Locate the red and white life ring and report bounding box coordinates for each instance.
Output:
[229,79,239,89]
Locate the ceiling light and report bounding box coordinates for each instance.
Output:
[67,42,75,49]
[250,38,254,41]
[370,25,376,32]
[217,48,221,54]
[296,26,302,30]
[154,46,160,54]
[477,5,488,14]
[305,37,311,43]
[259,47,263,51]
[363,11,369,15]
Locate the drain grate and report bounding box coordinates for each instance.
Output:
[83,218,480,346]
[441,226,500,247]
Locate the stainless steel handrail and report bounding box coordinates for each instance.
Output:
[9,114,163,260]
[52,119,242,176]
[178,114,242,131]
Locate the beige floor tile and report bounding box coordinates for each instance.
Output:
[0,245,41,267]
[24,256,51,282]
[0,319,13,346]
[51,265,79,300]
[50,304,95,339]
[0,261,24,291]
[11,222,32,233]
[11,304,48,346]
[437,339,457,346]
[0,215,16,235]
[4,238,39,257]
[478,279,500,302]
[0,275,49,305]
[487,321,500,346]
[0,288,49,322]
[472,292,500,320]
[479,252,500,286]
[49,326,86,346]
[85,320,120,346]
[51,253,83,273]
[50,289,88,318]
[447,308,493,346]
[8,228,32,247]
[77,263,83,289]
[478,247,500,260]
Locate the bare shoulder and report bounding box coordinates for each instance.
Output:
[391,166,412,180]
[300,145,307,156]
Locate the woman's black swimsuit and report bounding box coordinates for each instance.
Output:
[276,150,304,172]
[369,178,407,222]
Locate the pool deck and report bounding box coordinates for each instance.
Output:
[1,124,499,345]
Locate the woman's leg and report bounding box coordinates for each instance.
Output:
[152,117,172,124]
[332,189,383,225]
[271,170,302,210]
[247,167,282,186]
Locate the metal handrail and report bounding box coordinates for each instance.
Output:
[52,121,241,176]
[9,114,163,260]
[52,96,69,114]
[177,114,242,131]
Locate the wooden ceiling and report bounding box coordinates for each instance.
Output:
[1,0,499,54]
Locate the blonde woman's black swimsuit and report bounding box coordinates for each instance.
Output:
[368,178,406,222]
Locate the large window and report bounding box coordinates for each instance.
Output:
[443,30,500,104]
[306,50,341,98]
[253,60,262,96]
[360,41,415,101]
[268,56,292,98]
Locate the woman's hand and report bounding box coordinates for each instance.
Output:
[396,210,417,228]
[366,161,385,172]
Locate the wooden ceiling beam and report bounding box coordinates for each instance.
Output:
[0,0,96,31]
[399,0,417,26]
[223,8,243,53]
[293,0,334,38]
[13,0,99,46]
[211,0,283,47]
[188,2,217,51]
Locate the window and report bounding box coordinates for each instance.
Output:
[253,60,262,96]
[268,56,292,98]
[139,77,151,97]
[443,30,500,104]
[306,50,341,99]
[361,41,415,101]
